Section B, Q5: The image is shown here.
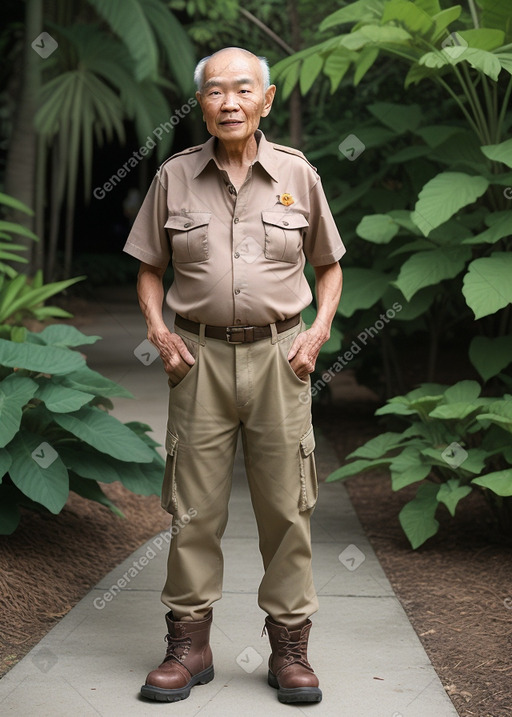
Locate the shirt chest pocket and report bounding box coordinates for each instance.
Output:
[261,211,309,264]
[165,212,211,263]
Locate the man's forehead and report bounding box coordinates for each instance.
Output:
[204,52,261,81]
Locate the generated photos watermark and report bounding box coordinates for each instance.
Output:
[338,133,366,161]
[339,544,366,571]
[93,508,197,610]
[300,302,403,404]
[93,97,198,200]
[31,32,58,59]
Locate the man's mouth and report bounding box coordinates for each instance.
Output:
[220,119,243,125]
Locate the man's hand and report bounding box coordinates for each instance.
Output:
[149,326,195,386]
[287,324,329,381]
[287,262,343,381]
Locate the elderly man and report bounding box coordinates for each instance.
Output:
[123,47,345,705]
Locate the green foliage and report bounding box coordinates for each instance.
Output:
[0,198,164,534]
[327,380,512,548]
[0,322,165,535]
[273,0,512,400]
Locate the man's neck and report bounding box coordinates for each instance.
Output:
[215,135,258,169]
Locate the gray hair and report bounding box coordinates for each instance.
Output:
[194,48,270,92]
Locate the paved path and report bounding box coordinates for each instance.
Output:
[0,291,459,716]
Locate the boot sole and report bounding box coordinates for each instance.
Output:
[268,670,322,703]
[140,664,214,702]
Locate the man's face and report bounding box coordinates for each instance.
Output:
[196,51,276,145]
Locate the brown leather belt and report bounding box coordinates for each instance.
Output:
[174,313,300,344]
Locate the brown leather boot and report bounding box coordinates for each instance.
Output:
[140,610,214,702]
[264,615,322,703]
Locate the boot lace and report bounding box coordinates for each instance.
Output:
[163,633,191,663]
[276,630,313,671]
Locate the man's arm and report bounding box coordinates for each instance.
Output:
[137,262,195,383]
[287,262,343,380]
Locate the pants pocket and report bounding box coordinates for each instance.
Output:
[161,430,179,515]
[298,425,318,511]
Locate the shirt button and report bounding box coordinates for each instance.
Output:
[184,222,192,228]
[235,318,242,324]
[234,252,240,259]
[282,221,289,226]
[228,185,236,194]
[234,288,241,295]
[234,217,240,224]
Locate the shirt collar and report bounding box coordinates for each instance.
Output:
[192,129,279,182]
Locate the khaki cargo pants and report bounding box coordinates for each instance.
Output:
[160,320,319,627]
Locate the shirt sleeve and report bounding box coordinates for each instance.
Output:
[122,171,170,269]
[303,176,346,266]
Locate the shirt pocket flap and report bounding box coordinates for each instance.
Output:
[261,211,309,230]
[300,425,316,457]
[165,212,212,231]
[165,430,178,455]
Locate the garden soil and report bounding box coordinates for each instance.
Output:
[0,302,511,717]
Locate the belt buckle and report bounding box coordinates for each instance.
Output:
[226,326,254,344]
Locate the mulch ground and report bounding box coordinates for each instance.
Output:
[316,401,512,717]
[1,299,511,717]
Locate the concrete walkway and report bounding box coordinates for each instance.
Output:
[0,291,459,716]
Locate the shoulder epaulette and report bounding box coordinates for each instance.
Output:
[272,143,317,172]
[157,145,203,174]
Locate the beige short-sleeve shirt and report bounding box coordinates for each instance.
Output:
[123,130,345,326]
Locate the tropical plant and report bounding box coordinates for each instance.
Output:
[327,380,512,548]
[272,0,512,396]
[0,197,164,534]
[4,0,197,278]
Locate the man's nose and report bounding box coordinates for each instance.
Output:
[221,93,239,110]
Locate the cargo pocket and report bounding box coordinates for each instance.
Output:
[298,425,318,511]
[165,212,211,263]
[161,430,179,515]
[262,210,309,263]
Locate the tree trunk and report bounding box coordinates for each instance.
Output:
[3,0,42,274]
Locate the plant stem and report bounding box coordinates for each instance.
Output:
[467,0,480,29]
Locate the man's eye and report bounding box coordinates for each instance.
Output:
[239,89,250,94]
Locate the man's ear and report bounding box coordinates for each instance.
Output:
[261,84,276,117]
[195,90,203,112]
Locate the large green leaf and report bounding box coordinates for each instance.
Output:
[140,0,196,95]
[348,432,405,459]
[469,335,512,381]
[444,380,481,404]
[478,0,512,43]
[419,47,502,80]
[87,0,159,81]
[481,138,512,169]
[7,430,69,513]
[0,339,85,375]
[412,172,489,236]
[0,374,37,448]
[356,214,400,243]
[368,102,421,133]
[323,50,353,93]
[58,445,162,494]
[472,470,512,496]
[337,268,390,317]
[398,483,440,548]
[68,473,124,517]
[457,28,505,50]
[393,246,471,301]
[35,381,95,413]
[300,54,324,94]
[326,457,392,482]
[462,253,512,319]
[462,211,512,245]
[437,478,472,516]
[56,366,133,398]
[319,0,385,30]
[28,324,101,348]
[52,407,156,462]
[381,0,434,37]
[340,24,412,51]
